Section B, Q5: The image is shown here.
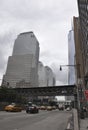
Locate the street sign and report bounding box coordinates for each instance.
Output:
[84,90,88,100]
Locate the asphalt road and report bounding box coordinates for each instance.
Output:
[0,110,72,130]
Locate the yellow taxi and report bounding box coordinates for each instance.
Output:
[46,106,52,111]
[52,106,56,110]
[40,105,46,110]
[4,103,22,112]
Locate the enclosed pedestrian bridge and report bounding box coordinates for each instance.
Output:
[15,85,76,96]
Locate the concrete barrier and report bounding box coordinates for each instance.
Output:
[65,122,72,130]
[73,109,79,130]
[65,116,73,130]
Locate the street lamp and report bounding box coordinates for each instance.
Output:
[60,64,81,84]
[59,64,80,71]
[59,64,81,109]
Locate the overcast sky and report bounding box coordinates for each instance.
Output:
[0,0,78,88]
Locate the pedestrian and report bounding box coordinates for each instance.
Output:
[80,107,85,119]
[83,106,87,118]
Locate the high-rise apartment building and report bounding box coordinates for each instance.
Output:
[2,32,40,88]
[68,17,84,86]
[77,0,88,88]
[73,17,84,84]
[66,16,84,101]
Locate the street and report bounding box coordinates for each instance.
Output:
[0,110,72,130]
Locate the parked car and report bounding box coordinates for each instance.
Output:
[4,103,22,112]
[26,104,39,113]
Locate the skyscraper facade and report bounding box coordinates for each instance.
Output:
[73,17,84,84]
[38,62,47,87]
[38,61,56,87]
[2,32,40,88]
[68,30,76,85]
[77,0,88,88]
[65,29,76,101]
[45,66,56,86]
[38,61,56,101]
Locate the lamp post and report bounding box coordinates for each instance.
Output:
[59,64,81,110]
[59,64,81,85]
[60,64,80,71]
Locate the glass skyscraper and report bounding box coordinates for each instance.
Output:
[2,32,40,88]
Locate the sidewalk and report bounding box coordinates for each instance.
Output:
[80,118,88,130]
